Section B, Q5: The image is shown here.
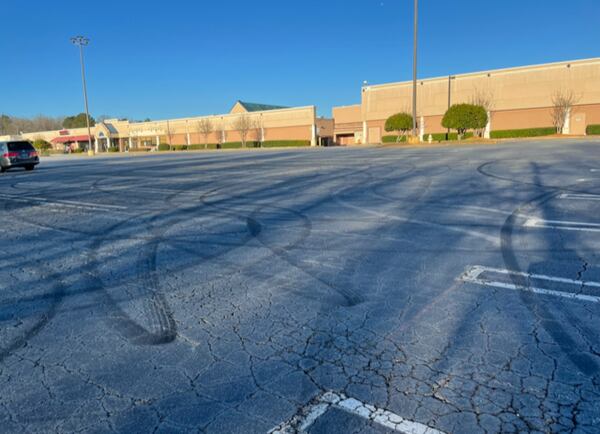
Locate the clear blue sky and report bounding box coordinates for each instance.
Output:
[1,0,598,120]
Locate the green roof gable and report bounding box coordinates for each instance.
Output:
[236,101,288,112]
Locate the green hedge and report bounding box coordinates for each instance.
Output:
[428,132,474,141]
[490,127,555,139]
[129,147,151,152]
[383,133,474,143]
[382,135,408,143]
[586,124,600,135]
[262,140,311,148]
[155,140,312,151]
[108,146,119,153]
[188,144,218,150]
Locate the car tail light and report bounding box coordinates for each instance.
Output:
[30,151,38,157]
[2,152,18,158]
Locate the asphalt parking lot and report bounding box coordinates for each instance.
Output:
[1,140,599,433]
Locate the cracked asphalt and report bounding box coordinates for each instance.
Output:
[1,140,599,433]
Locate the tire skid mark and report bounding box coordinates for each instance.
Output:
[501,191,600,376]
[0,201,69,362]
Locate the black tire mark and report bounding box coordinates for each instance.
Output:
[500,191,600,376]
[0,199,69,363]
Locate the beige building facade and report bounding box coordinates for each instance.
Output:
[3,101,333,151]
[333,57,600,144]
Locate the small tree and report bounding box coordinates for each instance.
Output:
[197,118,214,149]
[234,114,253,147]
[551,90,577,134]
[253,117,264,147]
[470,88,495,137]
[442,104,488,138]
[385,113,413,142]
[216,122,226,148]
[33,138,52,152]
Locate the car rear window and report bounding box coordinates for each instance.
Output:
[7,141,35,151]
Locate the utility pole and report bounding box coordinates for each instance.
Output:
[411,0,418,139]
[446,75,454,140]
[70,36,94,156]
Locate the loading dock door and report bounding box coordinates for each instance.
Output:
[571,113,586,136]
[368,127,381,144]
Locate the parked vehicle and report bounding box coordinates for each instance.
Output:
[0,140,40,172]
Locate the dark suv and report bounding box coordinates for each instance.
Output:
[0,140,40,172]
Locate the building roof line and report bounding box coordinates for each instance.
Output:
[363,57,600,91]
[128,105,317,127]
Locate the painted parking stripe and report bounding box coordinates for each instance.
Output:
[558,193,600,201]
[461,265,600,303]
[269,391,445,434]
[524,217,600,233]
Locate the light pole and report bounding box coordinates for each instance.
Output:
[411,0,418,139]
[70,35,94,156]
[446,75,455,140]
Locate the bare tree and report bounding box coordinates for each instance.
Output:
[253,117,264,147]
[165,120,176,150]
[197,118,214,149]
[0,114,64,135]
[216,121,226,148]
[470,88,494,112]
[551,90,578,134]
[470,88,495,137]
[233,114,253,148]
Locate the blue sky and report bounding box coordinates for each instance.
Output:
[1,0,598,119]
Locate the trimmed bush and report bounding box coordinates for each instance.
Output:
[158,143,170,151]
[385,113,413,141]
[442,104,487,136]
[33,139,52,151]
[108,146,119,153]
[490,127,555,139]
[221,142,244,149]
[129,147,151,152]
[429,132,474,141]
[382,135,408,143]
[586,124,600,135]
[188,144,218,150]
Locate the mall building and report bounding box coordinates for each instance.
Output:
[7,101,334,151]
[333,57,600,144]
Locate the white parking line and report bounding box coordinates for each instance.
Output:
[524,217,600,233]
[461,265,600,303]
[269,391,445,434]
[558,193,600,201]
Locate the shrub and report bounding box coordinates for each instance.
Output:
[442,104,488,136]
[108,146,119,153]
[385,113,413,141]
[33,139,52,151]
[129,147,151,152]
[490,127,555,139]
[158,143,170,151]
[221,142,244,149]
[586,124,600,135]
[429,132,474,141]
[172,145,188,151]
[188,144,218,150]
[382,135,408,143]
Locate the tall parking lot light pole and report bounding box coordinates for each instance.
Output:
[70,36,94,156]
[411,0,418,139]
